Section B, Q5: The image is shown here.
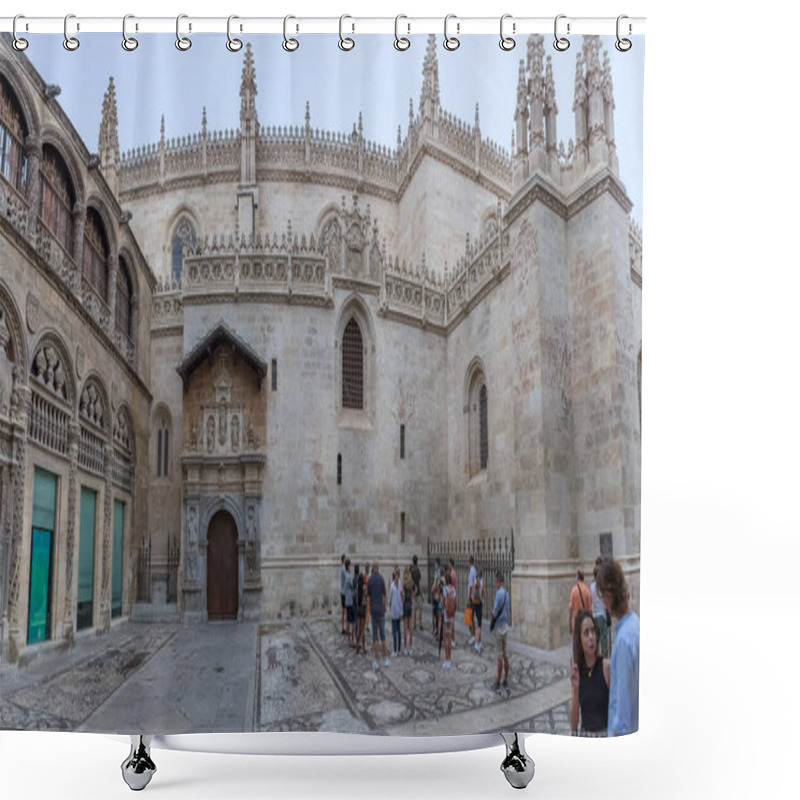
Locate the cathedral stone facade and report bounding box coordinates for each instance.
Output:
[0,33,641,662]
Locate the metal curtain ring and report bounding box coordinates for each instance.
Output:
[499,14,515,51]
[122,14,138,51]
[63,14,79,51]
[443,14,460,51]
[339,15,354,51]
[176,14,192,51]
[394,14,410,51]
[553,14,570,51]
[283,15,299,52]
[12,15,28,51]
[616,15,632,51]
[227,15,242,52]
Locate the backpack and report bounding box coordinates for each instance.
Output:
[444,587,457,619]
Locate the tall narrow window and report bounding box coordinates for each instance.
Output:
[337,453,342,485]
[83,208,109,301]
[171,218,196,283]
[479,384,489,470]
[341,317,364,410]
[28,468,57,644]
[163,429,169,477]
[39,145,75,254]
[400,511,406,544]
[116,257,133,338]
[0,77,28,193]
[78,486,97,631]
[157,429,163,477]
[271,358,277,391]
[400,424,406,460]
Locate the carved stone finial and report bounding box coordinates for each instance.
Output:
[419,33,440,118]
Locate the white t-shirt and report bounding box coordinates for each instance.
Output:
[590,581,605,617]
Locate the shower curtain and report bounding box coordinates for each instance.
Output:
[0,28,643,739]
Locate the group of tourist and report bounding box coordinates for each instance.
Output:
[569,557,640,738]
[339,555,512,688]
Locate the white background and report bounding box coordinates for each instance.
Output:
[1,1,796,798]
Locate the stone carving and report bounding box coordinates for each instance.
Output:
[25,292,40,334]
[218,402,227,446]
[512,219,538,294]
[391,377,416,424]
[206,415,215,453]
[246,539,259,578]
[231,414,240,452]
[80,382,105,428]
[186,506,199,583]
[113,409,130,450]
[189,416,199,451]
[0,312,14,418]
[75,345,84,379]
[31,344,68,401]
[246,504,257,541]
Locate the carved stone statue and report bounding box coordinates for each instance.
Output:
[0,312,13,418]
[231,414,240,452]
[189,417,198,451]
[218,404,227,447]
[206,415,215,453]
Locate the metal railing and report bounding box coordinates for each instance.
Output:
[426,530,515,619]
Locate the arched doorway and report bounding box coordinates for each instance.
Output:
[206,510,238,619]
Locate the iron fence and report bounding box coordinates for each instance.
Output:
[136,533,151,603]
[167,534,180,603]
[426,531,515,620]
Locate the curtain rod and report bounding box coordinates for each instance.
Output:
[0,16,646,37]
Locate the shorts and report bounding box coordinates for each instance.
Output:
[371,612,386,643]
[340,593,346,609]
[346,605,355,624]
[403,603,412,619]
[473,600,483,628]
[414,593,423,612]
[443,618,455,639]
[495,626,508,660]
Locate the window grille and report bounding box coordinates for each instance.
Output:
[0,78,27,192]
[116,258,132,337]
[83,208,109,301]
[28,391,69,456]
[341,317,363,410]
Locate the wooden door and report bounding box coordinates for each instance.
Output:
[207,510,238,619]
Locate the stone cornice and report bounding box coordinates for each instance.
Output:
[181,291,333,309]
[331,276,380,296]
[151,325,183,339]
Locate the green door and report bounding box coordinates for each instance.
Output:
[78,487,97,631]
[28,468,58,644]
[112,500,124,618]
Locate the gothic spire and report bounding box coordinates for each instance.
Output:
[420,33,440,118]
[98,76,119,194]
[240,42,258,130]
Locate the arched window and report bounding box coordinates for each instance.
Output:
[83,208,109,301]
[466,363,489,478]
[171,218,196,283]
[341,317,364,410]
[39,145,75,253]
[116,256,133,338]
[0,76,28,193]
[153,411,171,478]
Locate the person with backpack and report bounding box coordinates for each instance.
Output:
[569,568,593,635]
[441,571,457,670]
[410,555,423,632]
[353,563,367,654]
[491,571,511,691]
[402,566,414,655]
[473,565,485,654]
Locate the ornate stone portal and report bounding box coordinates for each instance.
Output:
[177,323,267,622]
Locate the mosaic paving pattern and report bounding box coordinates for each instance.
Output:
[259,618,570,734]
[0,625,178,730]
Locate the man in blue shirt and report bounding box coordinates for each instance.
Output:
[598,558,640,736]
[491,571,511,691]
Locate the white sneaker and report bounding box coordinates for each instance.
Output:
[468,636,476,645]
[475,643,482,653]
[372,659,379,670]
[384,657,391,667]
[408,648,413,656]
[444,660,451,670]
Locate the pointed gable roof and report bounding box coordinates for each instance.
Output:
[176,320,267,392]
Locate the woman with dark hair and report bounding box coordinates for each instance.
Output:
[570,609,610,737]
[353,564,366,654]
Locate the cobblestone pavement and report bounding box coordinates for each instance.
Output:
[0,624,178,730]
[1,615,572,736]
[258,616,571,736]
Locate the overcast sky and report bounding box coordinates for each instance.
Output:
[25,33,643,223]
